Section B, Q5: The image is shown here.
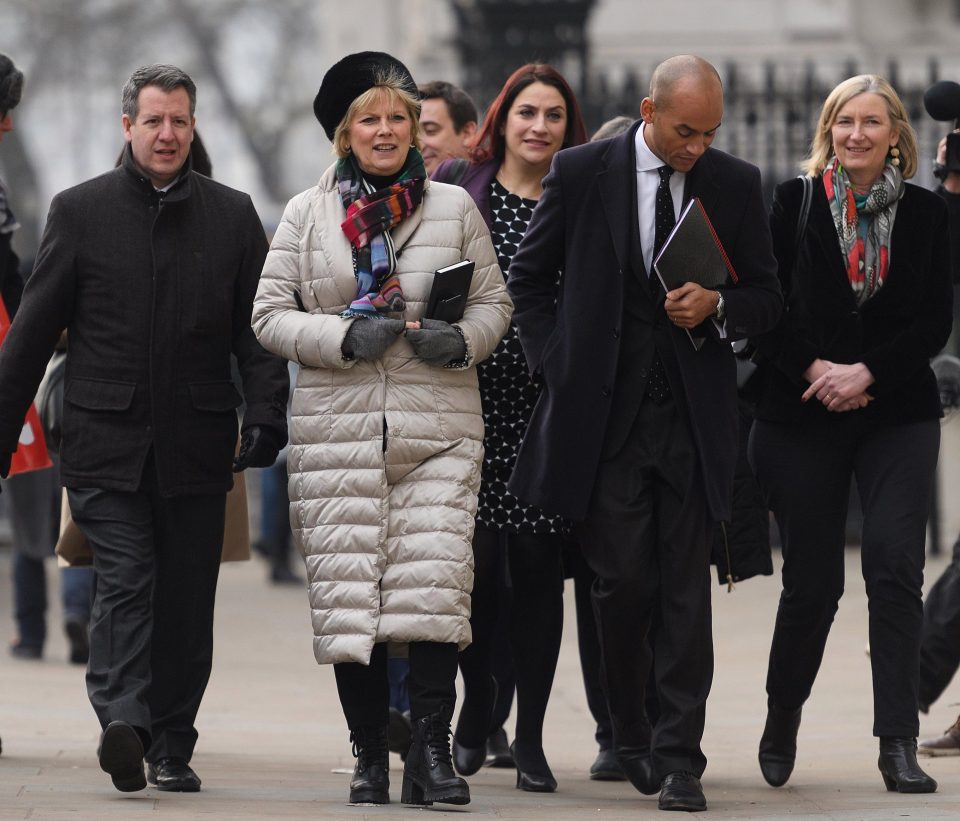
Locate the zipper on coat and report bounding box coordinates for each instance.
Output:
[720,520,735,592]
[147,193,163,456]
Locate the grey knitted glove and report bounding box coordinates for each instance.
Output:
[341,318,405,362]
[405,318,467,366]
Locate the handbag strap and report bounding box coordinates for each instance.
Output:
[794,174,813,263]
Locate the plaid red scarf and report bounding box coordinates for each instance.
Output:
[337,149,426,319]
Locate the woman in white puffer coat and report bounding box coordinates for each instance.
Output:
[251,52,511,809]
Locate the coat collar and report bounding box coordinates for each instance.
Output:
[597,122,640,273]
[120,143,193,203]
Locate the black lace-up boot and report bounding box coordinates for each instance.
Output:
[401,708,470,806]
[348,726,390,804]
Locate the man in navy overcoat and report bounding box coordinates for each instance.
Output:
[507,55,782,812]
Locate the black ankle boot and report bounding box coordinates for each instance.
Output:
[401,710,470,806]
[452,737,486,776]
[878,737,937,793]
[510,739,557,792]
[348,726,390,804]
[758,703,802,787]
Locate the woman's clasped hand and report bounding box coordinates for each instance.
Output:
[801,358,874,411]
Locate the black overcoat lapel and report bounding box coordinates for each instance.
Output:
[597,126,637,277]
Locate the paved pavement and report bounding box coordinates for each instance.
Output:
[4,426,960,819]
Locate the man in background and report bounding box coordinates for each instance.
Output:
[418,80,478,176]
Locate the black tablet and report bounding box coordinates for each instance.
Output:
[424,260,474,323]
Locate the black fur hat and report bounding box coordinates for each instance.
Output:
[0,54,23,116]
[313,51,417,141]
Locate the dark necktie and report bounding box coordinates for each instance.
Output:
[645,164,676,405]
[654,164,676,258]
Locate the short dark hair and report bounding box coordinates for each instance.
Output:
[471,64,588,164]
[0,54,24,118]
[418,80,478,133]
[121,64,197,121]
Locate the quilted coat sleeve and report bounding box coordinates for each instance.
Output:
[252,191,357,370]
[452,194,513,367]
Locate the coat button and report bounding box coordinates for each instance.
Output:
[601,385,611,397]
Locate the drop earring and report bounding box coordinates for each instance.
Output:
[889,146,900,167]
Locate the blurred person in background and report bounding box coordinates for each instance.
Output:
[418,81,478,177]
[251,51,511,808]
[0,54,22,318]
[0,53,94,666]
[432,63,588,793]
[0,63,289,793]
[591,115,634,142]
[750,74,950,794]
[914,129,960,756]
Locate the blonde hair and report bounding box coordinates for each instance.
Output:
[803,74,917,179]
[332,71,422,159]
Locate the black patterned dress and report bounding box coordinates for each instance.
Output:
[476,179,564,534]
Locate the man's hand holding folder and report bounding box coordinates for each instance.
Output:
[654,197,737,348]
[663,282,722,330]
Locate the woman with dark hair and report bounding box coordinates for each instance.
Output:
[434,63,587,792]
[252,52,511,807]
[751,74,951,793]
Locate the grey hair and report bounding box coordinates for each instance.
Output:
[591,115,634,142]
[121,64,197,121]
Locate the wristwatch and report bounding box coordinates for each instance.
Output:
[714,291,726,322]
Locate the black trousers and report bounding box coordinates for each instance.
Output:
[575,395,712,779]
[564,542,614,749]
[67,454,226,763]
[919,537,960,711]
[335,641,458,729]
[750,417,939,737]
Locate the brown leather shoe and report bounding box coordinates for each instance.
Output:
[918,714,960,757]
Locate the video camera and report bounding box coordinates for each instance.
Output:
[924,80,960,177]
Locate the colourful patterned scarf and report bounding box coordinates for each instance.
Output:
[337,148,426,319]
[822,157,904,305]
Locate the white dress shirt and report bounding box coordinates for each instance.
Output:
[635,123,684,276]
[634,124,725,336]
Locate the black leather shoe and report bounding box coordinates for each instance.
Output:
[269,562,300,585]
[348,726,390,804]
[452,737,486,776]
[510,740,557,792]
[387,707,412,760]
[878,737,937,793]
[616,745,658,795]
[484,726,515,768]
[590,746,626,781]
[658,771,707,812]
[758,703,802,787]
[147,757,201,792]
[97,721,146,792]
[64,618,89,665]
[9,641,41,660]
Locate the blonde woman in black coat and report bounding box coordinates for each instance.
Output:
[750,74,952,794]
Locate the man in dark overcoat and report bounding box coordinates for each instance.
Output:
[506,55,782,812]
[0,64,289,793]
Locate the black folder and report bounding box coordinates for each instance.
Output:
[653,197,738,349]
[425,260,474,323]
